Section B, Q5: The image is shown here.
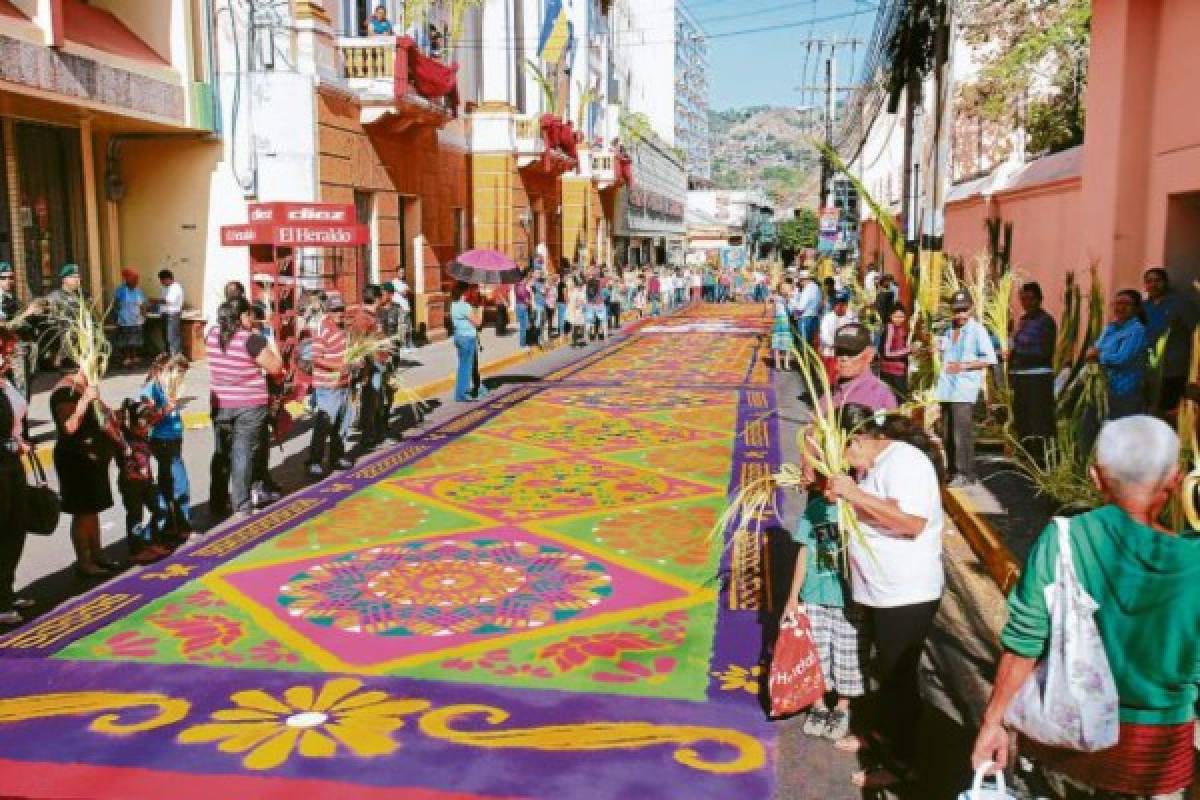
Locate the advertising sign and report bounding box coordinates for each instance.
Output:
[222,203,368,247]
[818,207,840,254]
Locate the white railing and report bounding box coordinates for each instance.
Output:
[338,38,395,81]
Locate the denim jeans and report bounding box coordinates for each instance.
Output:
[0,455,27,611]
[941,401,976,481]
[308,387,352,468]
[454,334,477,401]
[515,304,530,347]
[151,438,192,533]
[556,302,567,336]
[212,405,268,513]
[164,312,182,356]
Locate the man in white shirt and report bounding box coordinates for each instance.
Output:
[818,291,857,358]
[158,269,184,356]
[792,270,823,348]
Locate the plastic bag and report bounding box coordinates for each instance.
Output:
[1005,517,1119,751]
[768,613,826,717]
[958,762,1016,800]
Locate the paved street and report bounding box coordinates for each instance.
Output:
[0,303,798,799]
[10,322,576,612]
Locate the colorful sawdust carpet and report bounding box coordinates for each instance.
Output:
[0,308,779,799]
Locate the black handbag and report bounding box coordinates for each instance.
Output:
[22,453,61,536]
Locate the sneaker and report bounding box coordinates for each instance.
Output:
[823,708,851,741]
[0,610,22,626]
[12,597,34,610]
[802,708,829,736]
[306,463,326,479]
[948,475,975,489]
[252,488,281,509]
[333,457,355,471]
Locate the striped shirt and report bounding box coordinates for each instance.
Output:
[311,317,349,388]
[206,327,268,409]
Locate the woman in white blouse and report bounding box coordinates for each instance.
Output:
[824,403,946,792]
[0,328,33,626]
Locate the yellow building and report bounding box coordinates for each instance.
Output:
[0,0,214,307]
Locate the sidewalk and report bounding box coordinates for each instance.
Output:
[25,321,572,462]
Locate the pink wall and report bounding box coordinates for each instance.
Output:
[945,0,1200,316]
[944,179,1083,317]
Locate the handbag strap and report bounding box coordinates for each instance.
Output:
[24,452,49,487]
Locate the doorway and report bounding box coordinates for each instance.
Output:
[1164,191,1200,288]
[15,122,86,297]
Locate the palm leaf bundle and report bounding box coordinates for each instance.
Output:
[984,269,1017,354]
[1172,328,1200,529]
[51,297,111,421]
[1052,271,1081,376]
[1006,420,1103,511]
[710,343,868,556]
[524,60,559,116]
[158,354,189,403]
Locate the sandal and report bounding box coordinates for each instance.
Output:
[851,766,907,791]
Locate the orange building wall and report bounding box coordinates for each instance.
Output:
[1080,0,1200,294]
[316,89,404,306]
[368,119,471,337]
[561,175,603,267]
[316,89,470,338]
[944,178,1084,317]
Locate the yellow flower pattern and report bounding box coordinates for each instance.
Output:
[177,677,430,769]
[710,664,762,694]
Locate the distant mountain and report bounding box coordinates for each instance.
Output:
[709,106,820,209]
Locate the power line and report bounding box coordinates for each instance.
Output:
[696,0,818,26]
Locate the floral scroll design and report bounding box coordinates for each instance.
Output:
[0,681,767,777]
[176,677,430,770]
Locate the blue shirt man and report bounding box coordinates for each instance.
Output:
[937,291,998,486]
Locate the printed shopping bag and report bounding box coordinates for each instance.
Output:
[768,613,826,717]
[1005,517,1119,751]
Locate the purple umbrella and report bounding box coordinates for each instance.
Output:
[447,249,524,285]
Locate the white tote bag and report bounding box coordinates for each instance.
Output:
[1004,516,1120,751]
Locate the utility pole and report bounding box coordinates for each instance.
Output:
[794,37,862,209]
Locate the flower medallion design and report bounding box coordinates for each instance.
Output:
[277,539,613,637]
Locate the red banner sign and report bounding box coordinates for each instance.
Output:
[220,222,369,247]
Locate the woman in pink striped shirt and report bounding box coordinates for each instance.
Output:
[206,298,282,518]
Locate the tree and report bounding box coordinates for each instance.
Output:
[956,0,1090,156]
[777,210,819,260]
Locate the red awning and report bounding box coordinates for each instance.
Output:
[62,0,168,65]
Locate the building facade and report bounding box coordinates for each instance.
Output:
[614,0,710,186]
[0,0,686,345]
[0,0,212,313]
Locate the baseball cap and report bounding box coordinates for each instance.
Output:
[833,322,873,356]
[381,281,396,293]
[797,270,812,280]
[59,263,80,279]
[950,289,972,310]
[0,262,13,277]
[833,290,851,304]
[325,293,346,312]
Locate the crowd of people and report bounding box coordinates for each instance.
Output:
[773,262,1199,798]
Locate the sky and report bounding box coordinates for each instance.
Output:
[691,0,879,111]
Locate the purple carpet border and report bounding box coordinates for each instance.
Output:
[0,310,783,800]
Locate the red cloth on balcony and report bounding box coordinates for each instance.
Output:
[395,36,459,103]
[560,121,579,162]
[616,153,634,189]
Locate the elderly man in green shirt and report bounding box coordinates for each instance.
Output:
[972,415,1200,799]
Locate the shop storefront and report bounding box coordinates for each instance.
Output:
[3,121,88,297]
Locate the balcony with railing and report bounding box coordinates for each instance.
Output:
[337,36,457,132]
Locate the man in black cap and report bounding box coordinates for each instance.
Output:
[828,322,898,411]
[936,289,997,487]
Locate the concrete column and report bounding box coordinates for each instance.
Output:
[1078,0,1162,289]
[78,117,105,302]
[480,0,512,104]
